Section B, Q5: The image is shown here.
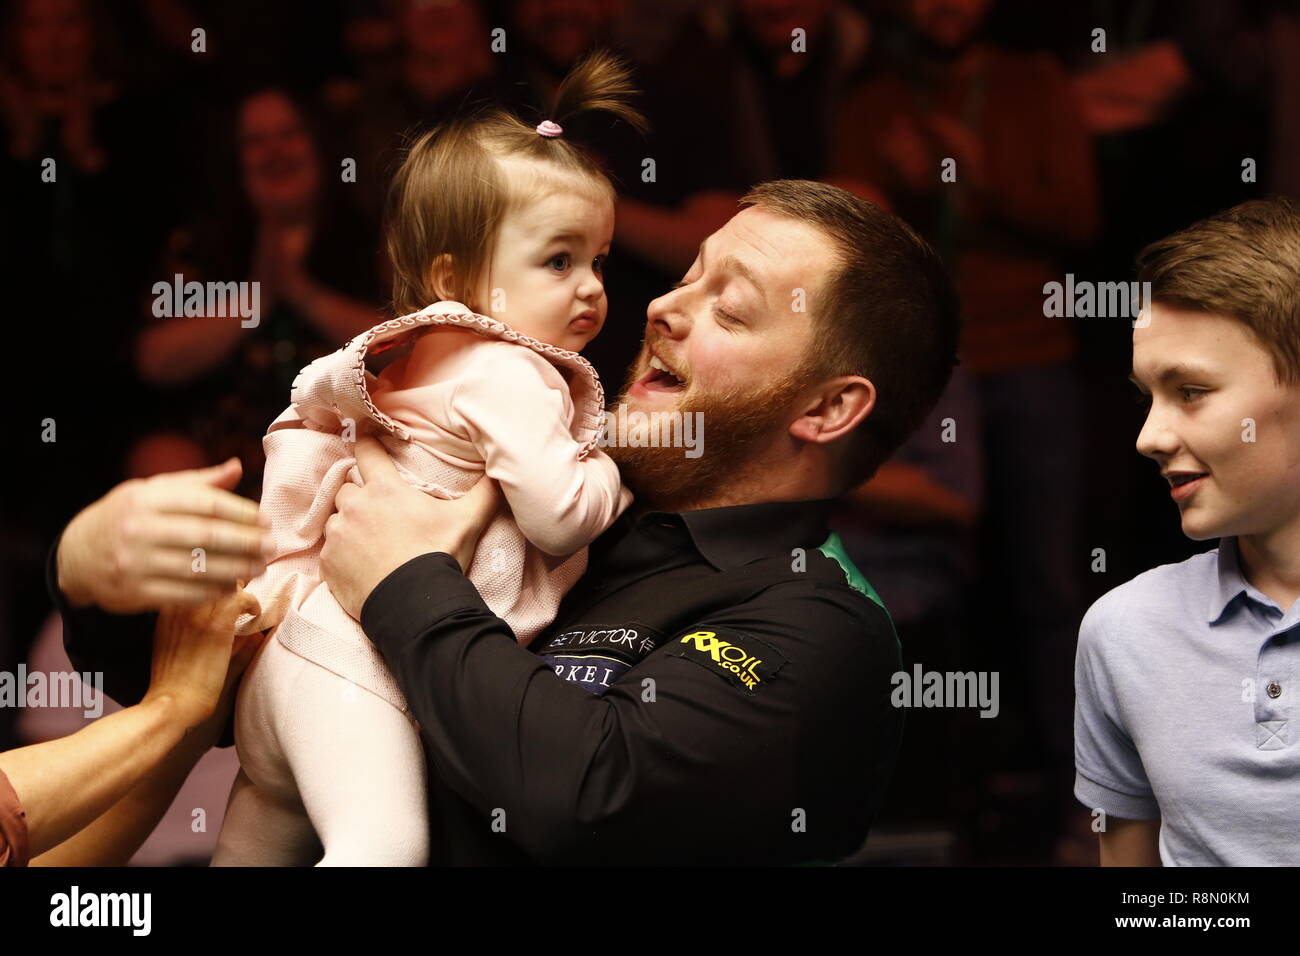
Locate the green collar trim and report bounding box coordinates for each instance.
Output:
[817,531,898,646]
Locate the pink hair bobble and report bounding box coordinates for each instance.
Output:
[535,120,564,138]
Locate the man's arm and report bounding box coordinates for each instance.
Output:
[361,556,901,865]
[1099,816,1162,867]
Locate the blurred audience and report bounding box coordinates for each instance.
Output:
[831,0,1100,855]
[834,366,983,850]
[132,87,383,498]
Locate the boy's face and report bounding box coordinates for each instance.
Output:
[1131,303,1300,541]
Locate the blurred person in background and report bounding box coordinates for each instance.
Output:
[834,365,983,862]
[612,0,877,277]
[326,0,515,220]
[132,86,384,499]
[602,0,878,385]
[831,0,1100,860]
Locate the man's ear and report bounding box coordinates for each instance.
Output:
[427,253,456,301]
[788,376,876,445]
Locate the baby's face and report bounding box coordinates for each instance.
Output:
[473,185,614,353]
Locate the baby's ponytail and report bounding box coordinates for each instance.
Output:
[548,50,649,137]
[385,50,648,316]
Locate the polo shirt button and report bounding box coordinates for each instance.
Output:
[1267,681,1283,699]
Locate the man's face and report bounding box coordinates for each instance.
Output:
[610,207,837,508]
[1131,303,1300,542]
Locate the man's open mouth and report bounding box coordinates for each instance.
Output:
[638,354,687,392]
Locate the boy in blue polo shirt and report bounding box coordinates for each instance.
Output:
[1074,198,1300,866]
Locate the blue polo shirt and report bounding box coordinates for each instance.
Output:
[1074,536,1300,865]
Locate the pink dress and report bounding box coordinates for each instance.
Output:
[235,301,631,710]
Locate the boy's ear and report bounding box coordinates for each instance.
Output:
[427,253,456,301]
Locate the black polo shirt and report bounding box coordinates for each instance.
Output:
[53,498,903,865]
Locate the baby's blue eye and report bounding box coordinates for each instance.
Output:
[548,253,571,271]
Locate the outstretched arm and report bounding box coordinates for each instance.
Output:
[4,592,261,866]
[56,459,269,747]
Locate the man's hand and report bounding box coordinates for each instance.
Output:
[147,588,263,733]
[321,438,501,619]
[57,458,270,613]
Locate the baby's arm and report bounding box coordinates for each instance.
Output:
[450,345,629,557]
[237,405,358,633]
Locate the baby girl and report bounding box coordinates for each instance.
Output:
[211,53,645,866]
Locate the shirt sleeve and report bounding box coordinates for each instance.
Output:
[448,345,629,556]
[361,553,902,865]
[1073,597,1161,821]
[0,766,30,867]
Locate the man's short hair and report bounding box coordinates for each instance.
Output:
[1137,196,1300,386]
[739,180,961,489]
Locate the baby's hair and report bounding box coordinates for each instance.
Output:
[385,50,647,316]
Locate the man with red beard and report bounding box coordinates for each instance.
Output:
[53,180,960,865]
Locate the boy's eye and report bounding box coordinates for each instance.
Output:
[548,253,571,271]
[593,254,606,273]
[1134,387,1206,407]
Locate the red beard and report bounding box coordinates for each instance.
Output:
[606,356,814,512]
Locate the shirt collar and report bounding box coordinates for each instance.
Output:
[640,498,834,571]
[1206,536,1271,624]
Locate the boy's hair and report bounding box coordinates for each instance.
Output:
[1137,196,1300,386]
[385,50,646,316]
[738,180,961,489]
